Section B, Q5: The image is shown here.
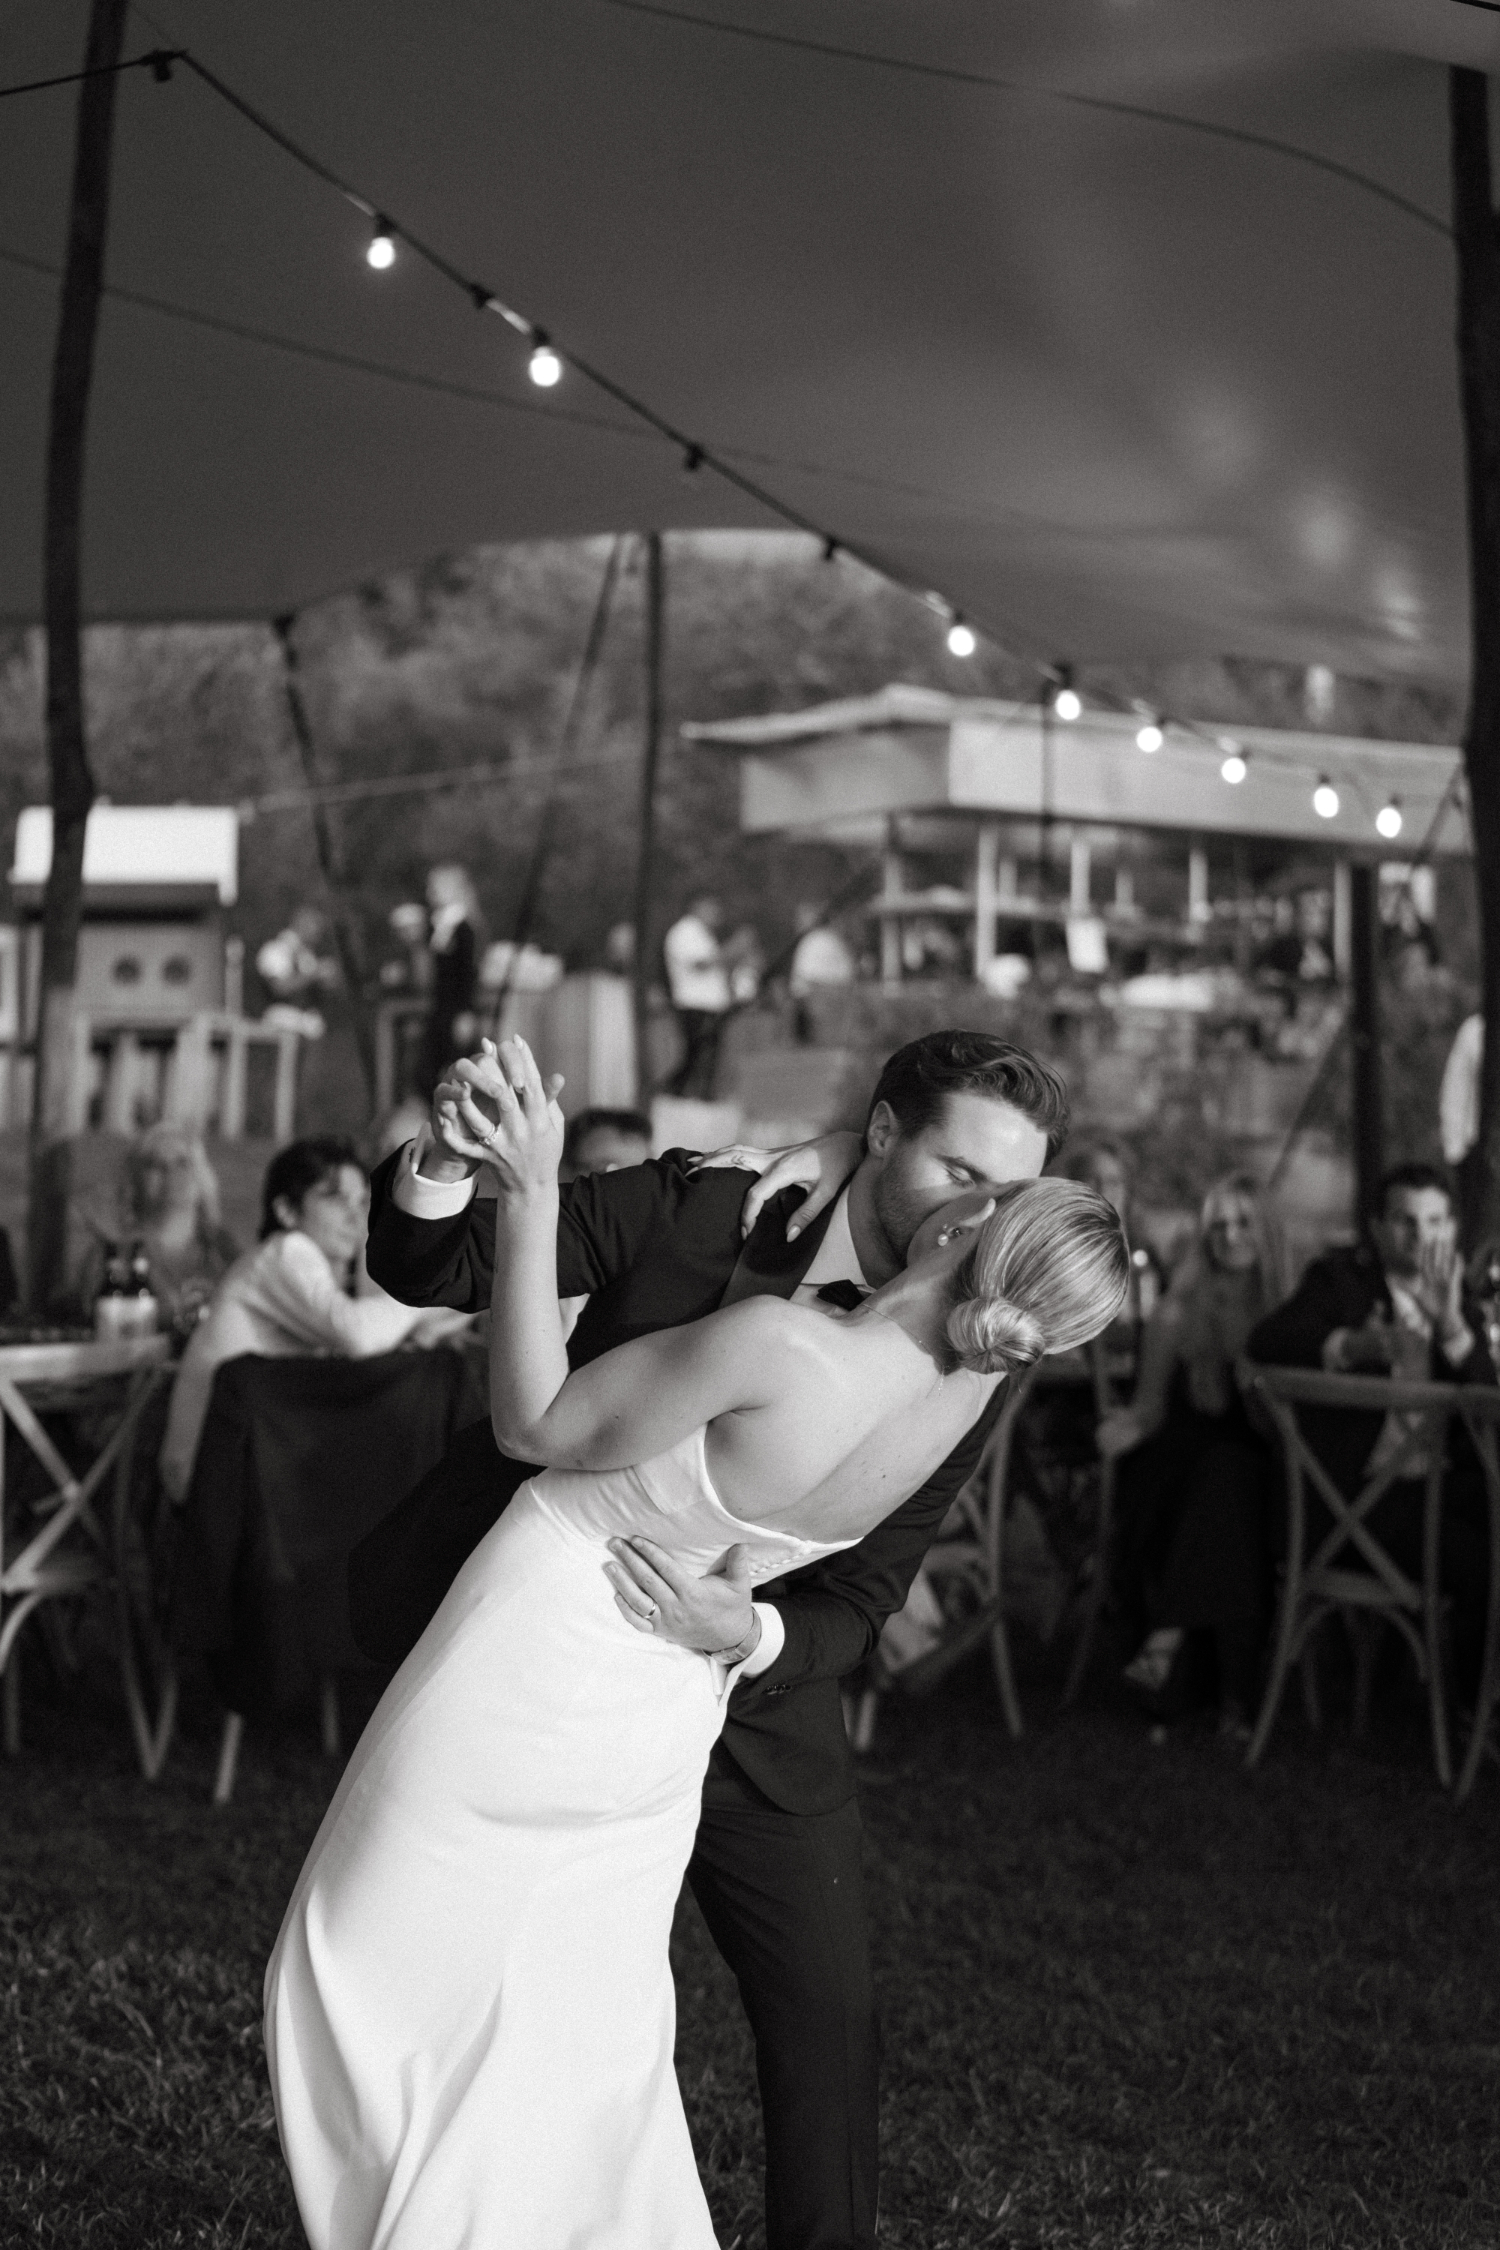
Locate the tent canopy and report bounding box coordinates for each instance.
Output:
[1,1,1498,680]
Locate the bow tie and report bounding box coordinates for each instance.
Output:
[815,1279,869,1311]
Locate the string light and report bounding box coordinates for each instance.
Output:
[528,333,563,387]
[78,35,1435,777]
[1220,748,1248,784]
[1312,776,1340,819]
[1376,797,1403,840]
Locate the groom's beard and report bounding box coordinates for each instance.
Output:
[870,1165,946,1270]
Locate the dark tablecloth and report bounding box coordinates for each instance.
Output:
[170,1347,484,1717]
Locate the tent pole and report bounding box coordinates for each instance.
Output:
[272,615,375,1114]
[28,0,130,1311]
[631,533,664,1106]
[1450,70,1500,1244]
[1348,861,1383,1232]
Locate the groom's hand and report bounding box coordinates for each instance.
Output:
[604,1537,761,1663]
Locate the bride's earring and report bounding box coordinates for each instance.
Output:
[936,1228,952,1247]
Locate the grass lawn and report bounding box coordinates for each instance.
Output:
[2,1656,1498,2249]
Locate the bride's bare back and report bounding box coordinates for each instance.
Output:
[506,1291,998,1551]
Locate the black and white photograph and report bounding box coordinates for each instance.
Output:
[3,4,1500,2245]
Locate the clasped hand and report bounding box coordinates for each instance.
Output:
[1411,1232,1465,1338]
[434,1036,566,1194]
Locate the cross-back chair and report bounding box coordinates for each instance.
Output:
[1451,1388,1500,1802]
[1246,1365,1466,1782]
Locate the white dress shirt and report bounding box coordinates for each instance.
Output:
[160,1229,437,1503]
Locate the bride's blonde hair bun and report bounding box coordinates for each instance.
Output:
[943,1177,1129,1377]
[946,1294,1047,1377]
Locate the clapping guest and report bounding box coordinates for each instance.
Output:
[1248,1163,1497,1701]
[160,1137,467,1502]
[73,1123,240,1338]
[1099,1173,1287,1734]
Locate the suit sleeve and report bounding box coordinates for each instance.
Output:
[732,1413,992,1701]
[366,1146,725,1312]
[1247,1258,1347,1369]
[1455,1289,1500,1386]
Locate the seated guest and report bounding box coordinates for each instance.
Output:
[1248,1162,1497,1701]
[558,1110,655,1341]
[562,1108,653,1181]
[1099,1173,1286,1734]
[1062,1137,1164,1331]
[160,1136,465,1502]
[74,1123,240,1337]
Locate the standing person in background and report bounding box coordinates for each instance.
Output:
[1099,1173,1287,1737]
[663,894,732,1099]
[723,921,766,1008]
[420,865,482,1096]
[1441,1011,1484,1245]
[72,1123,240,1339]
[256,906,338,1040]
[788,903,856,1045]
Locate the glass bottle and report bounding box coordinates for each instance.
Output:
[93,1245,132,1340]
[126,1242,160,1339]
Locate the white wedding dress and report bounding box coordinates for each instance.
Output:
[265,1424,857,2250]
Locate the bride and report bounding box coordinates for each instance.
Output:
[265,1037,1127,2249]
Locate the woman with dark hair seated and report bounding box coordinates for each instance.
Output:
[1098,1171,1287,1736]
[160,1137,466,1502]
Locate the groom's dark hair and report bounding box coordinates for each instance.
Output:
[867,1032,1070,1162]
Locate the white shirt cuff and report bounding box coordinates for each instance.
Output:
[709,1602,786,1700]
[738,1602,784,1679]
[392,1127,478,1219]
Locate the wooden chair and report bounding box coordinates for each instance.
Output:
[1245,1366,1465,1782]
[1453,1389,1500,1803]
[0,1336,172,1761]
[168,1346,483,1802]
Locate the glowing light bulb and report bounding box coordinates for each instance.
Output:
[529,340,563,388]
[1221,751,1247,785]
[946,620,976,658]
[1312,777,1340,820]
[1376,798,1403,840]
[1136,722,1163,754]
[1054,686,1081,722]
[366,221,396,270]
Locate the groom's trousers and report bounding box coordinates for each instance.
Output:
[687,1750,879,2250]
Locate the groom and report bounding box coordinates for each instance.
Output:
[352,1028,1069,2250]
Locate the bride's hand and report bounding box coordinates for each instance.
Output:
[689,1129,863,1241]
[445,1036,565,1195]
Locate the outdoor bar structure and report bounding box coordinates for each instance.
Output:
[688,686,1470,986]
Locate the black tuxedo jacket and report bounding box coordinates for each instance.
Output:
[350,1145,997,1815]
[1247,1242,1498,1496]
